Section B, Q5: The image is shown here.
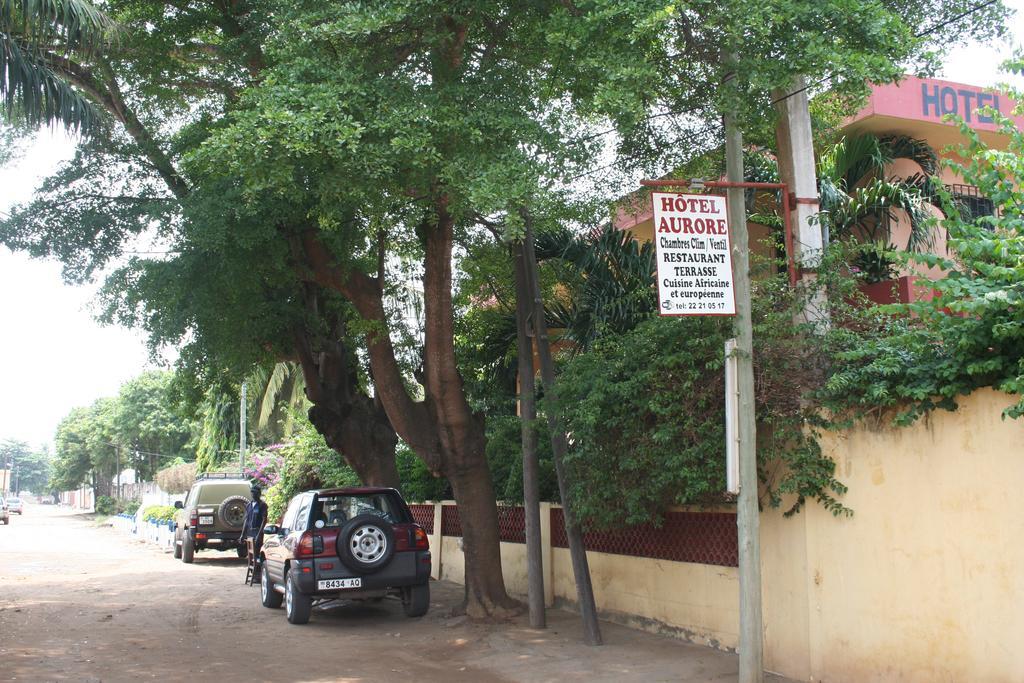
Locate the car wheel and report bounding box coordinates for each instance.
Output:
[261,563,283,609]
[182,534,195,564]
[218,495,249,531]
[336,514,396,574]
[402,582,430,618]
[285,571,311,625]
[173,532,183,559]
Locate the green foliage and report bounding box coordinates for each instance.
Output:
[52,399,118,493]
[552,268,851,530]
[113,370,194,480]
[484,415,559,504]
[396,444,449,503]
[142,504,176,522]
[818,84,1024,422]
[193,384,239,473]
[95,495,137,515]
[0,439,52,493]
[263,416,359,522]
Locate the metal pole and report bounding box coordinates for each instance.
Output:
[240,382,247,473]
[725,81,765,682]
[521,214,602,646]
[513,240,547,629]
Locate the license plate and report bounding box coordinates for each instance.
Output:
[199,515,214,525]
[317,578,362,590]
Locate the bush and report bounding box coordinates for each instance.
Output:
[142,505,177,523]
[96,496,140,516]
[95,496,118,515]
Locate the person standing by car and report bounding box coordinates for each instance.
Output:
[239,485,268,555]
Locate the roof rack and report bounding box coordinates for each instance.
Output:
[195,472,247,481]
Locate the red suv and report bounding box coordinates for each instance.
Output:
[259,487,431,625]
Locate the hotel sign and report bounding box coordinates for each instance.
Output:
[850,76,1024,133]
[920,82,1003,124]
[652,192,736,316]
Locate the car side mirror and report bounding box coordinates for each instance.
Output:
[264,524,282,536]
[173,501,184,509]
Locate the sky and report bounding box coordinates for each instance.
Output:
[1,8,1023,450]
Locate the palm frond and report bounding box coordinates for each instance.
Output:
[880,135,938,177]
[257,362,291,430]
[1,0,113,53]
[1,37,96,131]
[1,0,114,132]
[821,134,889,189]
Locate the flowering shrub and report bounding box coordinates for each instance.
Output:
[244,450,284,488]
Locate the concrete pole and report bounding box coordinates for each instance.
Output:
[513,240,547,630]
[773,76,828,327]
[239,381,247,473]
[725,104,764,682]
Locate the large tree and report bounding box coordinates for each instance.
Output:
[1,0,1009,616]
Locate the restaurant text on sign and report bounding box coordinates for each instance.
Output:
[652,192,736,316]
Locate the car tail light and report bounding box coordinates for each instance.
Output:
[395,525,429,551]
[189,510,198,526]
[296,532,314,557]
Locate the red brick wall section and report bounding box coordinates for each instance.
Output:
[408,504,434,533]
[550,508,738,568]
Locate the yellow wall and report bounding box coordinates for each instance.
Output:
[431,389,1023,681]
[786,388,1024,682]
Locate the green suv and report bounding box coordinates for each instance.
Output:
[173,473,252,563]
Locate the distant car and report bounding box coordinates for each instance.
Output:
[259,487,431,624]
[0,497,9,525]
[7,498,23,514]
[173,473,253,563]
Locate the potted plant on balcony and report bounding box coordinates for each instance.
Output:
[817,134,941,304]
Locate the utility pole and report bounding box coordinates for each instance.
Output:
[521,214,602,646]
[239,381,247,473]
[513,240,546,630]
[725,79,765,682]
[773,76,827,327]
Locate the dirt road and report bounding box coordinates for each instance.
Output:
[0,505,789,682]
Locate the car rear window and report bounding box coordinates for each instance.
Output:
[312,493,407,528]
[196,483,251,505]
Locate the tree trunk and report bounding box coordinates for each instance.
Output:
[299,216,518,617]
[420,207,518,616]
[446,449,520,618]
[307,397,399,487]
[293,324,400,488]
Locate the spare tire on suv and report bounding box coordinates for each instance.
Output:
[336,513,396,574]
[219,495,249,530]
